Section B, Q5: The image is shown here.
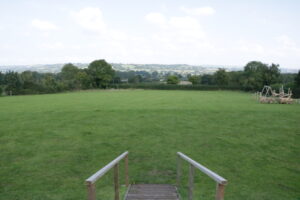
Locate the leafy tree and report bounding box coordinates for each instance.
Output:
[295,70,300,86]
[42,73,59,93]
[87,60,115,88]
[264,63,280,85]
[20,71,37,90]
[4,71,23,95]
[0,72,4,85]
[244,61,266,89]
[167,75,179,84]
[243,61,278,90]
[279,73,297,84]
[200,74,214,85]
[60,63,81,89]
[188,75,201,85]
[228,71,244,86]
[0,72,4,96]
[75,71,91,89]
[61,63,79,80]
[214,68,229,86]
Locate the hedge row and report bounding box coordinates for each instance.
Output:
[110,83,243,91]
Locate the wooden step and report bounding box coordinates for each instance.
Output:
[125,184,179,200]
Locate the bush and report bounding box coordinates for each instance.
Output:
[166,76,179,84]
[292,87,300,98]
[0,87,2,96]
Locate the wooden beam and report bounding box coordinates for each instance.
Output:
[188,164,195,200]
[177,152,227,185]
[215,183,225,200]
[86,182,96,200]
[86,151,128,184]
[125,154,129,187]
[114,164,119,200]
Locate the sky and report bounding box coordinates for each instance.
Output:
[0,0,300,69]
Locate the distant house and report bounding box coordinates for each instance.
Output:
[178,81,192,85]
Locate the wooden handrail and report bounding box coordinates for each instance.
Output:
[177,152,228,200]
[86,151,129,200]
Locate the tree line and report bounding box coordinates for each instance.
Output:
[0,60,114,95]
[186,61,300,97]
[0,60,299,97]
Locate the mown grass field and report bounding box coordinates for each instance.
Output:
[0,90,299,200]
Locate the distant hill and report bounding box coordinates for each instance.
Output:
[0,63,298,74]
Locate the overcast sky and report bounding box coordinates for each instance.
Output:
[0,0,299,69]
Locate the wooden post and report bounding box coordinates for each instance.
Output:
[86,182,96,200]
[114,164,119,200]
[125,154,129,187]
[215,183,225,200]
[176,155,181,187]
[188,164,195,200]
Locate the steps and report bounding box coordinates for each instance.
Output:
[125,184,180,200]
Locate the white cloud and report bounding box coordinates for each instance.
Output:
[145,13,206,42]
[31,19,58,31]
[145,13,167,27]
[71,7,106,33]
[41,42,64,49]
[273,35,300,58]
[180,6,216,16]
[140,12,216,64]
[275,35,295,48]
[238,40,265,54]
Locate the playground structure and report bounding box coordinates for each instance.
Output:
[255,85,294,104]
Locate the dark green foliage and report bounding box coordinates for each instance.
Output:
[61,63,79,80]
[0,60,298,96]
[280,73,297,84]
[188,75,201,85]
[291,70,300,98]
[4,71,23,95]
[112,83,242,91]
[292,87,300,98]
[60,63,81,89]
[0,60,116,95]
[0,72,3,96]
[87,59,115,88]
[201,74,215,85]
[75,70,91,89]
[167,75,180,84]
[227,71,244,86]
[0,72,4,85]
[20,71,41,94]
[295,70,300,86]
[243,61,280,90]
[214,68,229,86]
[266,63,281,84]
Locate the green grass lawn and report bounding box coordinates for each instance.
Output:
[0,90,299,200]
